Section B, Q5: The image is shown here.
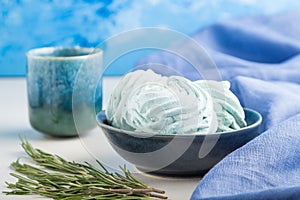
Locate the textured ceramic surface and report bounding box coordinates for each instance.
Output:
[27,47,102,137]
[96,108,262,176]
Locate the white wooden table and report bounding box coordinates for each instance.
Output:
[0,77,201,200]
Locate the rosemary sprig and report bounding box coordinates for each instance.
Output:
[3,138,167,199]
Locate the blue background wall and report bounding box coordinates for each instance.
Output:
[1,0,300,76]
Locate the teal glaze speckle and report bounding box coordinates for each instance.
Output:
[27,47,102,137]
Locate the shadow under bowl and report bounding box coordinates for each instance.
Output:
[96,108,262,176]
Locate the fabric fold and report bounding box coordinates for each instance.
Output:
[191,113,300,199]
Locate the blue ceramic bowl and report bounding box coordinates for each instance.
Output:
[96,108,262,176]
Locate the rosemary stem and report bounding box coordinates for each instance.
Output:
[3,138,168,200]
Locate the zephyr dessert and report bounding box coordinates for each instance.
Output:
[106,69,246,135]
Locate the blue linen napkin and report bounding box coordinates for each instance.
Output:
[190,113,300,200]
[137,10,300,200]
[230,76,300,131]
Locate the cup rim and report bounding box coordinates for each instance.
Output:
[26,46,102,60]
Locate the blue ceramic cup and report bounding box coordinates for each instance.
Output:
[26,47,103,137]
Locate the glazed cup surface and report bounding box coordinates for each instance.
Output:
[27,47,102,137]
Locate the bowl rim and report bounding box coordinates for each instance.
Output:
[96,108,262,138]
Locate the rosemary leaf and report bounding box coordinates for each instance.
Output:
[3,138,168,199]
